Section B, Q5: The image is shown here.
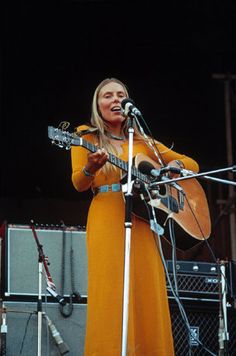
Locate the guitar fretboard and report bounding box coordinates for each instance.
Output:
[48,126,151,184]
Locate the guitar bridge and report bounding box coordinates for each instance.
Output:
[178,190,185,211]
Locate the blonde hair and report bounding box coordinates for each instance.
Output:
[90,78,143,173]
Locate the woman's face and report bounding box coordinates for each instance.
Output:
[97,81,127,126]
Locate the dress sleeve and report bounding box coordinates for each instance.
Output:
[156,142,199,172]
[71,125,97,192]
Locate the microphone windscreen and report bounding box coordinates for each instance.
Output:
[169,167,181,174]
[121,98,135,109]
[138,161,155,175]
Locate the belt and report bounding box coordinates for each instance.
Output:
[93,183,122,195]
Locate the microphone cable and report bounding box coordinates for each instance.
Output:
[142,183,217,355]
[59,222,82,318]
[163,186,218,355]
[155,227,217,356]
[130,101,230,354]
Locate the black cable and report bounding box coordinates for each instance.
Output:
[147,182,217,355]
[59,224,74,318]
[18,312,34,356]
[59,223,82,318]
[156,230,217,356]
[135,112,229,354]
[132,166,218,353]
[139,112,232,318]
[184,195,232,296]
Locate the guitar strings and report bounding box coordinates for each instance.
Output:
[183,194,232,296]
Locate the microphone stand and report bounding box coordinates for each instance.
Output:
[0,299,7,356]
[121,115,135,356]
[148,165,235,244]
[218,260,229,356]
[147,166,234,355]
[148,165,236,189]
[30,221,66,356]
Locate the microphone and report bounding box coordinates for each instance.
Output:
[121,98,143,118]
[46,286,67,306]
[138,161,181,178]
[139,161,185,199]
[45,315,69,355]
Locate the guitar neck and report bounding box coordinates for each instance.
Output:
[47,126,151,184]
[81,138,150,184]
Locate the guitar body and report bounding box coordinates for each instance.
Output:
[130,154,211,250]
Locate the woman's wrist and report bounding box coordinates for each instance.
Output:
[82,167,95,177]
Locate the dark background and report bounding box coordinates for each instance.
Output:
[1,0,236,261]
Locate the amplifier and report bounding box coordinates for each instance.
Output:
[169,299,236,355]
[166,260,221,301]
[4,224,87,299]
[3,224,236,304]
[228,260,236,300]
[2,300,236,356]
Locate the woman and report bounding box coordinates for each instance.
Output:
[71,78,199,355]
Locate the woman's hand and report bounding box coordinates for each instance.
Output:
[167,160,184,178]
[85,148,109,174]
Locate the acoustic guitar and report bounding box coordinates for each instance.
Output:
[48,126,211,250]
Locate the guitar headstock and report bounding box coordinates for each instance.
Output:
[48,124,82,150]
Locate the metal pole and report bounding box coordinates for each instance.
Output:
[37,261,43,356]
[121,123,134,356]
[218,261,229,355]
[212,73,236,260]
[0,299,7,356]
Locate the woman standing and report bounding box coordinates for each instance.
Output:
[71,78,199,355]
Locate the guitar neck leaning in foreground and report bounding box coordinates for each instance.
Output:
[48,126,211,250]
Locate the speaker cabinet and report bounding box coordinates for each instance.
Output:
[3,300,236,356]
[3,301,86,356]
[3,225,236,355]
[4,224,87,299]
[169,299,236,356]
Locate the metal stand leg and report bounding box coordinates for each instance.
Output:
[0,300,7,356]
[218,261,229,356]
[121,123,135,356]
[37,261,43,356]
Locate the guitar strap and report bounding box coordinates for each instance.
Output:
[134,124,165,167]
[58,120,99,137]
[75,127,99,136]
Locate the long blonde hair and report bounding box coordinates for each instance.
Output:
[90,78,143,173]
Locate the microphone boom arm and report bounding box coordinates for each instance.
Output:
[148,165,236,189]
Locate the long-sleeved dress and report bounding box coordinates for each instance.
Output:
[71,125,199,356]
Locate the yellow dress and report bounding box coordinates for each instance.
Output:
[71,126,199,356]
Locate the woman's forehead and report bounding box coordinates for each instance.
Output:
[99,81,125,95]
